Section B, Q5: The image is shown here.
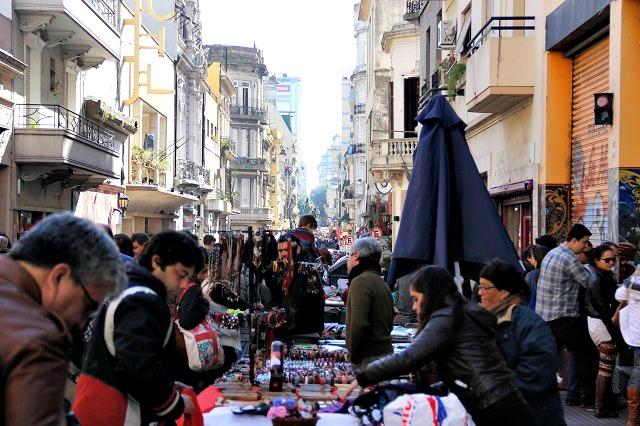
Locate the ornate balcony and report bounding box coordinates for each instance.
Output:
[370,137,417,184]
[13,104,121,179]
[230,157,268,173]
[230,105,267,123]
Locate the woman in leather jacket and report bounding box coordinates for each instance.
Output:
[344,265,535,426]
[585,244,624,418]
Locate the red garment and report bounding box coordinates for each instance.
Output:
[176,388,204,426]
[73,375,130,426]
[196,386,224,413]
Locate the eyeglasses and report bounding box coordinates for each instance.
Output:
[73,274,100,313]
[478,285,496,292]
[600,257,616,264]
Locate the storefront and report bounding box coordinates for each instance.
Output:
[569,37,610,245]
[490,180,533,254]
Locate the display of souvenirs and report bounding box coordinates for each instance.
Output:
[322,323,346,340]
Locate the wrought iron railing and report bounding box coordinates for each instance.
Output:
[14,104,116,152]
[83,0,118,29]
[201,168,211,186]
[230,157,267,171]
[406,0,425,14]
[177,159,198,182]
[353,103,366,115]
[466,16,535,54]
[347,143,365,155]
[230,105,267,120]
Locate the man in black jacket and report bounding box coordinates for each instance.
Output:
[73,231,203,425]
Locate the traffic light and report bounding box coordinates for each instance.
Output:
[594,93,613,125]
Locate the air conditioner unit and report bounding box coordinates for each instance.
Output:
[438,20,456,50]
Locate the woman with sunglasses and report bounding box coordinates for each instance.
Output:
[585,244,625,418]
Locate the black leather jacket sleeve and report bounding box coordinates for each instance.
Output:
[357,307,456,386]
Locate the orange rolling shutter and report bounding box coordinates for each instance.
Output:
[570,37,610,245]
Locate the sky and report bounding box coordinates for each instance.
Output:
[200,0,356,193]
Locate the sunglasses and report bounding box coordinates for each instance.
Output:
[73,274,100,313]
[600,257,616,264]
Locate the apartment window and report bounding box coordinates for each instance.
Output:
[403,78,419,137]
[49,58,57,92]
[425,28,431,78]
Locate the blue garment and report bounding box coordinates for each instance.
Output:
[525,269,539,311]
[495,305,566,426]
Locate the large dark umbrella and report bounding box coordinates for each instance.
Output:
[387,95,521,290]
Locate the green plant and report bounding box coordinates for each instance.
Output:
[131,145,150,164]
[151,159,168,172]
[220,138,230,151]
[447,63,466,99]
[99,109,116,123]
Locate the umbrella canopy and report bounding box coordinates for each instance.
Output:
[388,95,521,289]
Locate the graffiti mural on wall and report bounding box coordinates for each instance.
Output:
[570,136,609,244]
[542,184,570,239]
[619,168,640,255]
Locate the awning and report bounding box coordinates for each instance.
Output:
[126,184,198,215]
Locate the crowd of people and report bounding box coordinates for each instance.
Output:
[1,213,640,426]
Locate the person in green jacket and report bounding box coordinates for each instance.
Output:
[346,237,394,370]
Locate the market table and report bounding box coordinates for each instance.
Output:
[204,407,359,426]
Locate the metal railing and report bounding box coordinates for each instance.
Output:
[466,16,535,55]
[220,137,237,155]
[14,104,116,152]
[177,159,198,182]
[83,0,118,29]
[347,143,366,155]
[201,169,211,186]
[239,207,272,217]
[353,103,366,115]
[230,157,267,171]
[406,0,425,14]
[230,105,267,120]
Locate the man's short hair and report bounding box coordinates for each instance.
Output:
[9,213,126,293]
[131,233,150,245]
[566,223,592,242]
[298,214,318,229]
[203,234,215,245]
[351,237,382,262]
[114,234,134,257]
[138,231,203,273]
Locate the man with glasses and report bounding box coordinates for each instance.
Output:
[0,213,126,426]
[536,223,597,409]
[74,230,203,425]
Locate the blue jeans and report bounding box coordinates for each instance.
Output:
[566,352,580,401]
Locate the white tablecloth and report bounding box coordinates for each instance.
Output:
[204,407,358,426]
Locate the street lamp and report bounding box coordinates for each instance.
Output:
[114,193,129,217]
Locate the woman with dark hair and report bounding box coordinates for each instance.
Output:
[585,244,624,418]
[479,259,565,426]
[523,244,551,310]
[344,265,534,426]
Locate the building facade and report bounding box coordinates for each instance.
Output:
[206,44,273,230]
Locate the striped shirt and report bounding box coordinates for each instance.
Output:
[535,244,591,322]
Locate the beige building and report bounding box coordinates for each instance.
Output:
[206,45,273,231]
[204,61,237,234]
[358,0,417,245]
[2,0,137,239]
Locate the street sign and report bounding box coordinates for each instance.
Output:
[370,227,382,240]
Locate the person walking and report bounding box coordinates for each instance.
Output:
[535,223,597,408]
[344,266,535,426]
[585,244,625,418]
[73,231,203,425]
[0,213,126,425]
[479,259,566,426]
[345,238,394,370]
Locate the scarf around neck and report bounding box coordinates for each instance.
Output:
[488,294,522,323]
